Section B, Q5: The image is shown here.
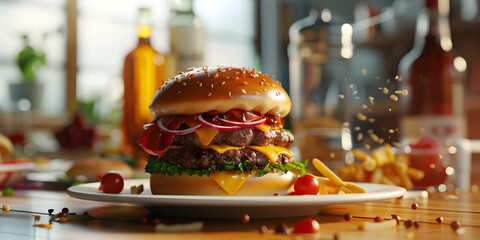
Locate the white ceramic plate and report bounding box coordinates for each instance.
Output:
[67,179,406,218]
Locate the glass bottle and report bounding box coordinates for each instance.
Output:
[399,0,466,143]
[122,8,166,166]
[168,0,204,74]
[398,0,468,189]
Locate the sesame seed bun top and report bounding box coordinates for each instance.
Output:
[149,66,291,118]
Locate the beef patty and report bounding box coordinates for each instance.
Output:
[159,147,294,170]
[173,127,294,148]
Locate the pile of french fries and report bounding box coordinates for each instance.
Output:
[312,158,367,194]
[338,144,424,190]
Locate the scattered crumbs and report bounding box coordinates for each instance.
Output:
[354,126,361,131]
[330,152,335,158]
[387,78,391,83]
[361,68,367,76]
[343,122,350,127]
[390,95,399,101]
[367,129,374,134]
[388,129,395,134]
[370,133,380,142]
[362,104,368,109]
[388,108,392,112]
[2,205,10,212]
[357,133,363,141]
[395,90,409,96]
[357,113,367,121]
[349,84,354,89]
[368,96,375,105]
[365,144,371,150]
[338,94,345,99]
[382,87,389,94]
[355,96,360,100]
[368,118,375,123]
[353,91,358,95]
[395,75,399,80]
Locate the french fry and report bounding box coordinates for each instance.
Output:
[313,158,346,187]
[355,165,366,182]
[345,182,367,193]
[371,149,389,167]
[370,168,383,183]
[352,149,369,162]
[384,143,395,163]
[407,168,425,181]
[362,155,377,172]
[380,176,396,186]
[358,219,397,231]
[339,186,353,194]
[318,182,329,195]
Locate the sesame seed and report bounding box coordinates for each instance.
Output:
[214,73,219,78]
[177,78,182,83]
[242,89,247,94]
[227,67,232,71]
[255,92,259,95]
[260,82,265,86]
[243,81,248,85]
[233,76,239,80]
[226,76,230,79]
[176,91,181,94]
[262,78,266,82]
[187,74,191,79]
[221,81,226,85]
[182,82,186,86]
[221,69,226,72]
[199,83,203,87]
[207,92,212,97]
[211,84,214,88]
[228,92,232,98]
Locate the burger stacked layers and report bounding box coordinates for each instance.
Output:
[139,67,306,195]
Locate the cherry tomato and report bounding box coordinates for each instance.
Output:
[293,218,321,234]
[294,175,319,195]
[99,171,124,194]
[408,137,447,187]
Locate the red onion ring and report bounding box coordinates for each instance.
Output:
[157,117,203,135]
[197,114,242,131]
[217,116,266,127]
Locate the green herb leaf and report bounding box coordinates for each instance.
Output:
[145,158,308,177]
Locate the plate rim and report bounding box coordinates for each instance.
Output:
[67,179,406,207]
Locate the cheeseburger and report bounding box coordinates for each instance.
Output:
[139,67,306,195]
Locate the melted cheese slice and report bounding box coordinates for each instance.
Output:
[186,120,219,146]
[202,144,241,154]
[209,170,250,195]
[247,145,293,163]
[255,124,271,133]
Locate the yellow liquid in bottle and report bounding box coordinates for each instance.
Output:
[122,30,166,167]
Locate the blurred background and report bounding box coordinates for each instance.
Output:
[1,0,480,192]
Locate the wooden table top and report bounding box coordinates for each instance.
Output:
[1,187,478,240]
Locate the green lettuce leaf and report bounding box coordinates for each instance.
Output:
[145,158,308,177]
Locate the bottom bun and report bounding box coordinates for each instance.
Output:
[150,171,298,196]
